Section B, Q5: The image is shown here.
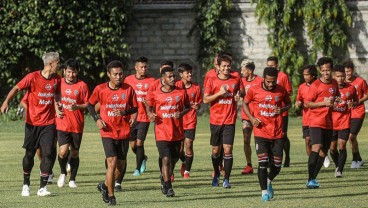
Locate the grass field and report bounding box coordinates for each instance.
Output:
[0,115,367,208]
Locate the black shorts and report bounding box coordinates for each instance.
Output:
[282,115,289,133]
[156,140,181,158]
[309,127,332,148]
[331,129,350,141]
[184,129,196,140]
[23,124,56,150]
[210,124,235,146]
[254,137,284,157]
[129,122,150,141]
[101,138,129,160]
[57,130,83,150]
[350,118,364,135]
[302,126,310,139]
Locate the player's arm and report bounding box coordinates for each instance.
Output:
[87,102,106,129]
[1,85,21,113]
[279,100,292,114]
[176,93,191,118]
[203,84,227,104]
[242,100,261,127]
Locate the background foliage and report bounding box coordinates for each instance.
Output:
[190,0,233,71]
[0,0,135,119]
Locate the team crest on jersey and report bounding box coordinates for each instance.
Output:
[54,84,57,90]
[231,83,235,89]
[165,96,172,102]
[112,94,119,101]
[223,84,229,91]
[275,95,279,102]
[45,84,52,90]
[191,93,195,98]
[328,88,335,94]
[136,83,142,89]
[74,90,79,96]
[144,83,149,89]
[265,95,272,102]
[354,85,358,89]
[346,92,350,97]
[65,89,72,95]
[122,93,126,100]
[175,96,180,101]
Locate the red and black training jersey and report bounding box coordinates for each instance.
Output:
[147,86,190,142]
[332,83,357,130]
[124,74,155,122]
[56,79,90,133]
[241,75,263,120]
[89,83,137,140]
[296,82,311,126]
[17,70,61,126]
[244,83,291,139]
[347,77,368,119]
[204,74,243,125]
[305,79,339,129]
[183,82,202,130]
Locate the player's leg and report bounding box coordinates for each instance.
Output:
[57,131,71,187]
[210,124,222,185]
[303,126,312,156]
[349,118,364,168]
[242,120,253,174]
[268,138,284,200]
[329,131,339,168]
[336,129,349,177]
[255,137,271,201]
[21,123,38,196]
[184,129,195,178]
[282,115,290,167]
[68,132,83,188]
[222,124,235,188]
[307,127,323,188]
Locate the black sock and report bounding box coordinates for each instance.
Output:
[116,162,127,184]
[158,157,162,173]
[102,182,108,190]
[58,155,68,175]
[219,148,224,168]
[211,154,221,176]
[180,154,186,163]
[283,135,290,160]
[104,159,108,169]
[308,151,318,181]
[247,163,252,167]
[338,149,347,172]
[330,151,339,167]
[49,146,57,175]
[40,175,48,188]
[132,146,137,155]
[185,154,193,172]
[353,152,362,161]
[24,173,31,186]
[223,155,233,180]
[69,157,79,181]
[268,164,281,181]
[258,164,268,190]
[313,155,325,179]
[136,146,144,170]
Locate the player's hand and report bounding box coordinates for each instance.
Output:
[55,102,64,118]
[69,103,79,111]
[96,119,107,129]
[324,96,334,107]
[129,118,136,127]
[148,112,156,122]
[218,85,227,95]
[250,117,262,127]
[174,111,180,119]
[234,91,240,102]
[295,100,302,108]
[113,108,125,116]
[191,102,199,109]
[1,102,9,114]
[274,107,281,115]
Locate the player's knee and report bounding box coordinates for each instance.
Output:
[258,154,269,168]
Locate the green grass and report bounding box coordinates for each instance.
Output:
[0,116,367,208]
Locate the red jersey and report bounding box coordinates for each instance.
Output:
[244,84,291,139]
[203,68,241,88]
[56,79,90,133]
[183,82,203,130]
[16,71,61,126]
[296,82,312,126]
[332,83,357,130]
[277,71,292,116]
[89,83,137,140]
[305,79,339,129]
[347,77,368,119]
[204,74,244,125]
[241,75,263,120]
[147,86,190,142]
[124,74,155,122]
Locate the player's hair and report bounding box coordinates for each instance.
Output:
[241,59,255,71]
[161,67,174,76]
[42,52,59,66]
[333,64,345,74]
[160,60,174,68]
[263,67,279,78]
[342,59,355,70]
[135,56,148,64]
[317,57,333,68]
[216,54,232,66]
[301,65,317,77]
[177,63,193,73]
[64,59,80,72]
[267,56,278,65]
[107,60,123,72]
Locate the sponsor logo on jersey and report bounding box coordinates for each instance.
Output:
[329,88,335,94]
[45,84,52,90]
[160,105,179,110]
[265,95,272,102]
[65,89,72,96]
[136,83,142,89]
[112,94,119,101]
[166,96,172,103]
